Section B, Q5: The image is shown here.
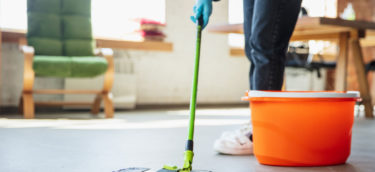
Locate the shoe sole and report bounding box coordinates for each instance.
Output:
[213,141,253,155]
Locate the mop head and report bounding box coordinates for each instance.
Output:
[157,170,211,172]
[114,168,150,172]
[156,169,211,172]
[114,168,211,172]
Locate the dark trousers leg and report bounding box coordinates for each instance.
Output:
[244,0,302,90]
[243,0,255,90]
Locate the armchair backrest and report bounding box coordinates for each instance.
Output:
[27,0,95,56]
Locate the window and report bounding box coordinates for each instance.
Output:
[0,0,27,30]
[228,0,243,48]
[92,0,165,40]
[0,0,166,40]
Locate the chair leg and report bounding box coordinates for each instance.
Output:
[21,47,35,118]
[22,93,35,119]
[91,94,102,115]
[18,96,24,114]
[102,93,114,118]
[100,49,115,118]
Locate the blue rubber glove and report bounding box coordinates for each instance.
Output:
[190,0,213,29]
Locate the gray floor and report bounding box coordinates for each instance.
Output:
[0,107,374,172]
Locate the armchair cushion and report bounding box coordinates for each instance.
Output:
[27,0,60,14]
[27,0,62,56]
[33,55,108,78]
[62,15,92,39]
[62,0,91,16]
[27,12,61,38]
[71,57,108,77]
[64,39,95,56]
[33,56,71,77]
[28,38,63,56]
[27,0,106,78]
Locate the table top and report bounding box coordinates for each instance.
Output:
[208,17,375,41]
[0,28,173,52]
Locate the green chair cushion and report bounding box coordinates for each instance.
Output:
[33,56,108,78]
[62,15,92,39]
[27,12,61,38]
[33,56,71,77]
[62,0,91,16]
[27,0,60,14]
[64,39,95,56]
[28,38,63,56]
[28,0,106,79]
[71,57,108,77]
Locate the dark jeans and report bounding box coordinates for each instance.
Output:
[243,0,302,90]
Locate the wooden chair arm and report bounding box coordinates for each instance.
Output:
[20,45,35,92]
[95,48,114,57]
[97,48,114,93]
[20,45,35,55]
[19,37,35,56]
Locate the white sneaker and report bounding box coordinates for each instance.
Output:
[213,123,254,155]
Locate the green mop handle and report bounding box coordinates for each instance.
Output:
[188,17,203,142]
[183,17,203,171]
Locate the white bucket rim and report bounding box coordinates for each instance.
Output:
[248,91,360,98]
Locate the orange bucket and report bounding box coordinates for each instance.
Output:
[242,91,359,166]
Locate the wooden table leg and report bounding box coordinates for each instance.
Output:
[335,33,349,91]
[351,39,374,118]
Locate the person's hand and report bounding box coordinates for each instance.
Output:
[190,0,213,29]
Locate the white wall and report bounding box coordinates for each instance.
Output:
[0,0,250,106]
[133,0,249,104]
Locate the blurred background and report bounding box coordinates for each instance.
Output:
[1,1,375,172]
[0,0,375,112]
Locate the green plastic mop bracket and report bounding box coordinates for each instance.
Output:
[182,150,194,171]
[162,165,178,170]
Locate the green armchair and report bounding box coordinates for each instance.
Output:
[19,0,114,118]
